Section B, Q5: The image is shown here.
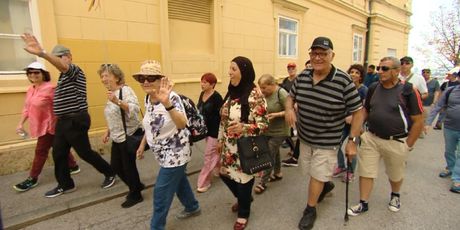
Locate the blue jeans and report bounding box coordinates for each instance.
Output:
[150,164,199,230]
[444,128,460,183]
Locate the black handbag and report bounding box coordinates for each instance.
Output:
[237,135,273,174]
[225,99,272,174]
[119,87,149,151]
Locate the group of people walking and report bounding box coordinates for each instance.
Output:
[13,32,459,230]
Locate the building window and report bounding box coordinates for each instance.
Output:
[278,16,298,57]
[387,48,397,57]
[0,0,35,74]
[352,34,363,63]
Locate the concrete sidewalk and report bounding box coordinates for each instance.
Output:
[0,141,207,230]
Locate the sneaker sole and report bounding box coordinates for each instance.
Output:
[388,206,400,212]
[102,178,116,189]
[175,209,202,220]
[13,182,38,192]
[347,208,365,216]
[282,163,298,167]
[45,187,76,198]
[70,168,81,175]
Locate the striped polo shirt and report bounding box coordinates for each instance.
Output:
[53,64,88,116]
[290,65,362,149]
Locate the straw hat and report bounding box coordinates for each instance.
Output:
[133,60,164,76]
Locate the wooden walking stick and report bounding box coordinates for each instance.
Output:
[344,159,351,223]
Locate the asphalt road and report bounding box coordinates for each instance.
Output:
[17,130,460,230]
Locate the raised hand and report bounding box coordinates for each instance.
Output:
[21,33,44,56]
[157,77,173,106]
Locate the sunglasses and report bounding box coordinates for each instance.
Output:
[133,75,163,83]
[26,70,41,75]
[376,66,396,72]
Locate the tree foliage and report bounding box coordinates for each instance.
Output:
[427,1,460,70]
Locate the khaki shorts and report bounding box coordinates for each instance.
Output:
[299,142,337,182]
[357,132,410,181]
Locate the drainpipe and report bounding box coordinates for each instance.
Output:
[363,0,373,69]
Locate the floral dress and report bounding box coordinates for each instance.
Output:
[218,87,269,183]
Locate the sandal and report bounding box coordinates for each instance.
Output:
[234,219,249,230]
[268,174,283,182]
[254,183,267,194]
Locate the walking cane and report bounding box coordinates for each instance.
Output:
[344,158,351,224]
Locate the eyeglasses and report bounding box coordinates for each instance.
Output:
[376,66,396,72]
[133,75,163,83]
[26,70,41,75]
[309,51,330,59]
[401,61,412,65]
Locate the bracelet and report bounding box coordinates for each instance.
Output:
[165,105,175,111]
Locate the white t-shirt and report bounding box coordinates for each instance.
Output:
[143,91,191,168]
[398,72,428,94]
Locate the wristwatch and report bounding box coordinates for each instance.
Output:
[348,136,360,144]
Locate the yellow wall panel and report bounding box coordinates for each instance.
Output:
[55,16,82,39]
[127,23,159,42]
[125,1,149,22]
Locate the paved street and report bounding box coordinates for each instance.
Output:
[2,129,459,230]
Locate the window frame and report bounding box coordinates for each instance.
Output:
[352,33,364,63]
[0,0,41,76]
[278,16,298,58]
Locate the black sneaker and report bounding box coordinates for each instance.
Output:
[347,202,368,216]
[175,207,202,219]
[298,206,316,230]
[70,165,81,175]
[121,196,144,208]
[101,176,116,189]
[282,157,298,167]
[44,185,76,198]
[13,177,38,192]
[318,181,335,203]
[388,195,401,212]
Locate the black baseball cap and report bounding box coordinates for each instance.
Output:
[400,56,413,64]
[310,37,333,50]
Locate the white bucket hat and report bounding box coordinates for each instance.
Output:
[24,62,48,72]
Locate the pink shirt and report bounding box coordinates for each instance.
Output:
[22,82,57,138]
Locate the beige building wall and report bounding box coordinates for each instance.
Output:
[0,0,412,175]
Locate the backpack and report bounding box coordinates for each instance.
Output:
[145,94,208,145]
[178,94,208,144]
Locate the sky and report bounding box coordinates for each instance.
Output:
[408,0,455,74]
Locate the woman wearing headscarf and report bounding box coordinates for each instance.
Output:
[218,56,268,230]
[196,73,223,193]
[98,64,144,208]
[14,62,80,192]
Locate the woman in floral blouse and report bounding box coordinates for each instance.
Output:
[98,64,144,208]
[218,56,268,230]
[134,60,200,230]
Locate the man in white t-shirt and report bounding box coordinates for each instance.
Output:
[398,56,428,100]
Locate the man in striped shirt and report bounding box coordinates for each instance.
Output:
[21,33,116,198]
[286,37,364,230]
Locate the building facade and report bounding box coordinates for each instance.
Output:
[0,0,412,174]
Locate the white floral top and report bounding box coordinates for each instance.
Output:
[143,91,191,168]
[104,86,142,143]
[218,88,268,183]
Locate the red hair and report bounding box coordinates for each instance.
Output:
[201,72,217,85]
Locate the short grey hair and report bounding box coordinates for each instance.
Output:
[98,63,125,85]
[380,56,401,69]
[258,74,276,85]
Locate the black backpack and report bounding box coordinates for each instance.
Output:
[145,94,207,145]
